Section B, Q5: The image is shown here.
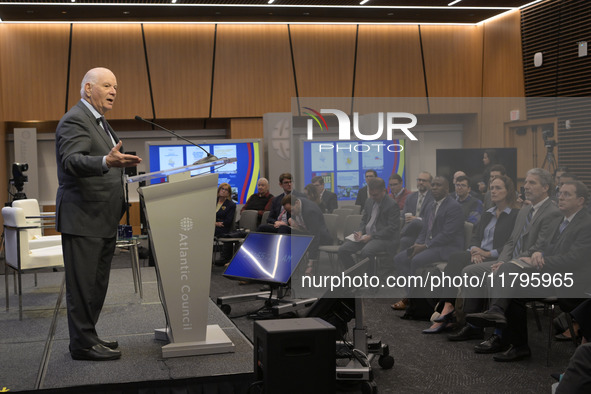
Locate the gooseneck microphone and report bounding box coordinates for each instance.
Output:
[134,115,219,165]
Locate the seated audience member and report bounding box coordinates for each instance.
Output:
[284,194,332,270]
[425,176,519,337]
[449,171,467,199]
[215,183,236,237]
[311,175,338,213]
[453,175,483,224]
[553,299,591,393]
[338,178,400,269]
[483,164,508,210]
[555,343,591,393]
[241,177,273,226]
[304,183,326,213]
[399,171,434,250]
[551,172,576,204]
[460,170,565,361]
[391,176,464,312]
[257,173,294,233]
[214,183,237,264]
[389,173,411,210]
[355,169,378,212]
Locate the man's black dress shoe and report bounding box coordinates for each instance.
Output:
[98,338,119,349]
[448,325,484,341]
[493,344,531,362]
[465,310,507,328]
[70,344,121,361]
[474,334,507,354]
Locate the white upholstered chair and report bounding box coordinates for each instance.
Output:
[2,206,64,320]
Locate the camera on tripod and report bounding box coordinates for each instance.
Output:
[9,162,29,201]
[542,129,557,149]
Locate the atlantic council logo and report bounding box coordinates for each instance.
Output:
[179,217,194,232]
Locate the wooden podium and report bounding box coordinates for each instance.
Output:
[128,159,236,358]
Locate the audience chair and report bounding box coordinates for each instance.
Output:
[318,214,363,272]
[2,206,64,320]
[529,297,578,366]
[332,208,352,243]
[261,210,270,225]
[238,210,259,232]
[11,199,61,249]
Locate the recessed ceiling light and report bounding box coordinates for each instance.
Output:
[360,0,370,4]
[268,0,275,4]
[171,0,177,3]
[448,0,462,5]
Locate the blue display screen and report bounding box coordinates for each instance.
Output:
[223,233,313,285]
[147,141,261,204]
[301,139,405,201]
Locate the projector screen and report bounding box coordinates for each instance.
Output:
[146,139,262,204]
[301,139,405,201]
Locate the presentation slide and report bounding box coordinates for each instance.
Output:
[303,139,405,201]
[147,140,262,204]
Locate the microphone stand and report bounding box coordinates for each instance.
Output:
[134,116,219,165]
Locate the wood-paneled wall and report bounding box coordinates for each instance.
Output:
[0,15,526,230]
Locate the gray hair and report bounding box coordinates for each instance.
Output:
[80,67,109,98]
[257,177,269,186]
[526,168,554,194]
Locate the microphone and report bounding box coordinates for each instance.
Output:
[134,116,219,165]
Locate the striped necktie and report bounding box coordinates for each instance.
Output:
[559,218,569,234]
[513,207,534,258]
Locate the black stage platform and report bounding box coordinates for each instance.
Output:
[0,263,253,393]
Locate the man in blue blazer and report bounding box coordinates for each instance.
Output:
[56,67,141,361]
[392,176,464,308]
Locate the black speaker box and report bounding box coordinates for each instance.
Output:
[254,317,336,394]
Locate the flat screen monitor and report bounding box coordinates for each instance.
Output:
[223,232,314,285]
[145,139,262,204]
[301,139,405,201]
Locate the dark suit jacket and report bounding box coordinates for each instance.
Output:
[55,100,125,238]
[216,199,236,234]
[541,208,591,275]
[320,190,338,213]
[267,192,288,224]
[416,195,464,259]
[497,198,562,262]
[359,194,400,242]
[402,190,434,218]
[299,197,332,245]
[469,208,519,253]
[355,185,368,209]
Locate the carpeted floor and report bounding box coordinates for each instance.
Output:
[1,248,577,393]
[209,252,577,394]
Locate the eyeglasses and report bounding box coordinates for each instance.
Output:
[282,180,292,185]
[417,178,430,183]
[312,183,322,187]
[454,183,468,188]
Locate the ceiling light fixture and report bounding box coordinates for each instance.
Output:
[360,0,370,4]
[171,0,177,3]
[448,0,462,5]
[268,0,275,4]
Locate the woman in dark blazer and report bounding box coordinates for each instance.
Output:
[423,175,519,333]
[215,183,236,237]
